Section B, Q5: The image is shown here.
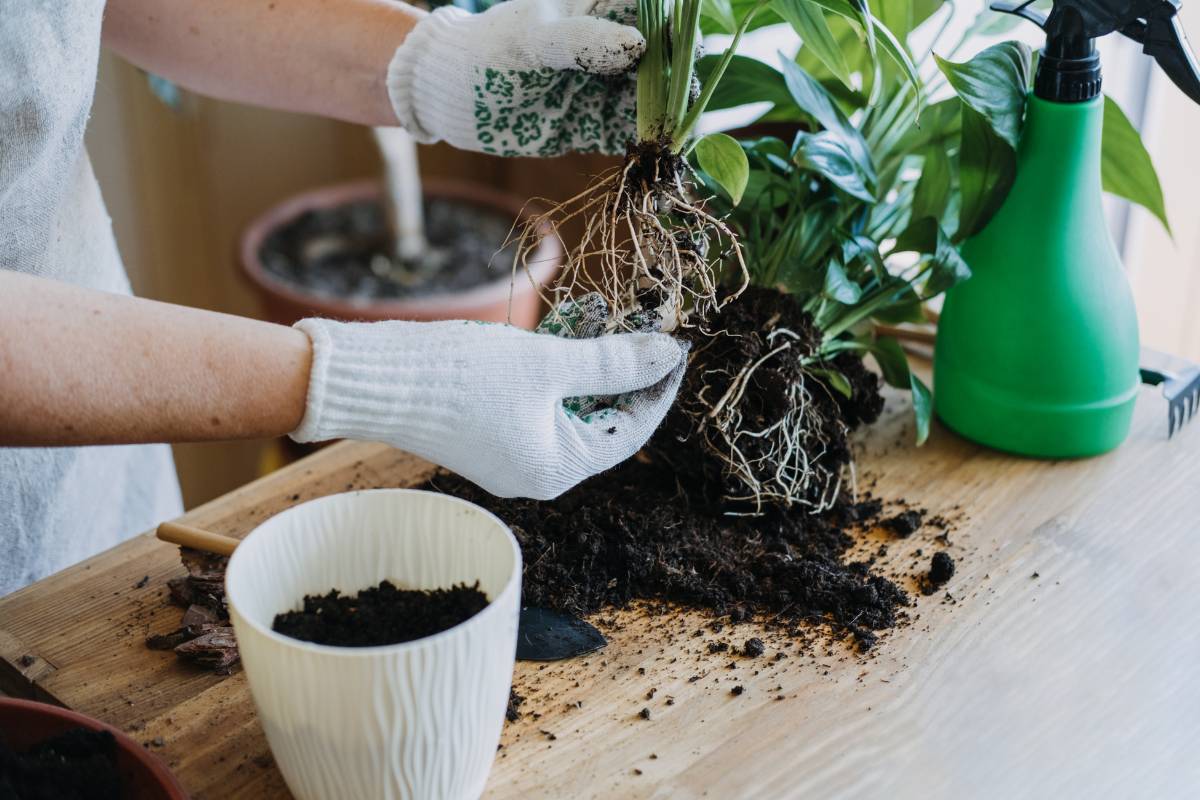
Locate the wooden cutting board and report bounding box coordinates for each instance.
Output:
[2,383,1198,798]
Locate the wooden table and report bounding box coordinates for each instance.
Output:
[3,382,1199,798]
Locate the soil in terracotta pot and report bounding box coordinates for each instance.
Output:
[0,728,122,800]
[271,580,489,647]
[258,198,517,301]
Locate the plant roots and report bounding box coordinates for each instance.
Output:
[512,141,747,332]
[698,327,848,515]
[657,288,884,516]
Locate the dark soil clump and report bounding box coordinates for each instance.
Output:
[883,510,924,537]
[272,580,488,647]
[624,139,684,194]
[929,552,955,585]
[0,728,121,800]
[259,197,515,302]
[656,287,884,511]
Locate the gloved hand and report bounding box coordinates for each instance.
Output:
[386,0,641,157]
[291,317,686,500]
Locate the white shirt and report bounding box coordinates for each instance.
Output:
[1,0,184,595]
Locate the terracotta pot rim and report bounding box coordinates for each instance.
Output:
[239,177,561,320]
[0,697,188,798]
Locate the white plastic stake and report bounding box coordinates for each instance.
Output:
[373,126,427,261]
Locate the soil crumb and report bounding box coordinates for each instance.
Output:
[0,728,121,799]
[924,551,956,594]
[883,510,924,537]
[506,689,526,723]
[272,580,488,647]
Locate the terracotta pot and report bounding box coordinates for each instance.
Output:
[0,697,188,799]
[239,178,561,328]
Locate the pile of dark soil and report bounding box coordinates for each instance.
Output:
[272,581,489,647]
[659,287,884,510]
[258,198,515,301]
[0,728,121,800]
[428,456,906,651]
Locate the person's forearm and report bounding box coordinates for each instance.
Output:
[0,272,312,446]
[101,0,422,126]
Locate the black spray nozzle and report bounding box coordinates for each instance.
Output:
[991,0,1200,103]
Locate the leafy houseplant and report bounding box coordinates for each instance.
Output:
[648,0,1168,511]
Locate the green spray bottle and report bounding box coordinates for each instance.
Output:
[934,0,1200,457]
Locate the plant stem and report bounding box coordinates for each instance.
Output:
[637,0,668,140]
[674,2,765,152]
[665,0,703,142]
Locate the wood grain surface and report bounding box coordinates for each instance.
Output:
[2,382,1198,799]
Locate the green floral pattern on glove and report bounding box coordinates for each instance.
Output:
[388,0,643,158]
[473,69,635,157]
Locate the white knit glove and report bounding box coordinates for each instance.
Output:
[291,318,687,500]
[386,0,641,157]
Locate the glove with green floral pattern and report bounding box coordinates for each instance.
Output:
[386,0,641,157]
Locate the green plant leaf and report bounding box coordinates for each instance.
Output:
[871,19,924,113]
[869,335,911,388]
[793,130,876,201]
[806,0,923,107]
[695,55,794,112]
[910,373,933,445]
[956,105,1016,240]
[701,0,738,34]
[899,96,962,152]
[842,235,885,279]
[773,0,854,89]
[912,145,952,224]
[823,255,864,303]
[695,132,750,205]
[895,216,972,297]
[871,287,927,324]
[874,0,942,41]
[811,367,854,398]
[935,41,1032,149]
[778,55,876,181]
[1101,94,1170,234]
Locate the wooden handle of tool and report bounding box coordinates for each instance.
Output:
[156,522,240,557]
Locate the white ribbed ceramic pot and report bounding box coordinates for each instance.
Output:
[226,489,520,800]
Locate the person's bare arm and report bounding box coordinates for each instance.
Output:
[100,0,422,126]
[0,272,311,446]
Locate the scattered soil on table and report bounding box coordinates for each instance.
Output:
[258,197,516,301]
[0,728,121,800]
[272,580,489,647]
[427,453,907,652]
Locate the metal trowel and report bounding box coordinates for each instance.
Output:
[516,607,607,661]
